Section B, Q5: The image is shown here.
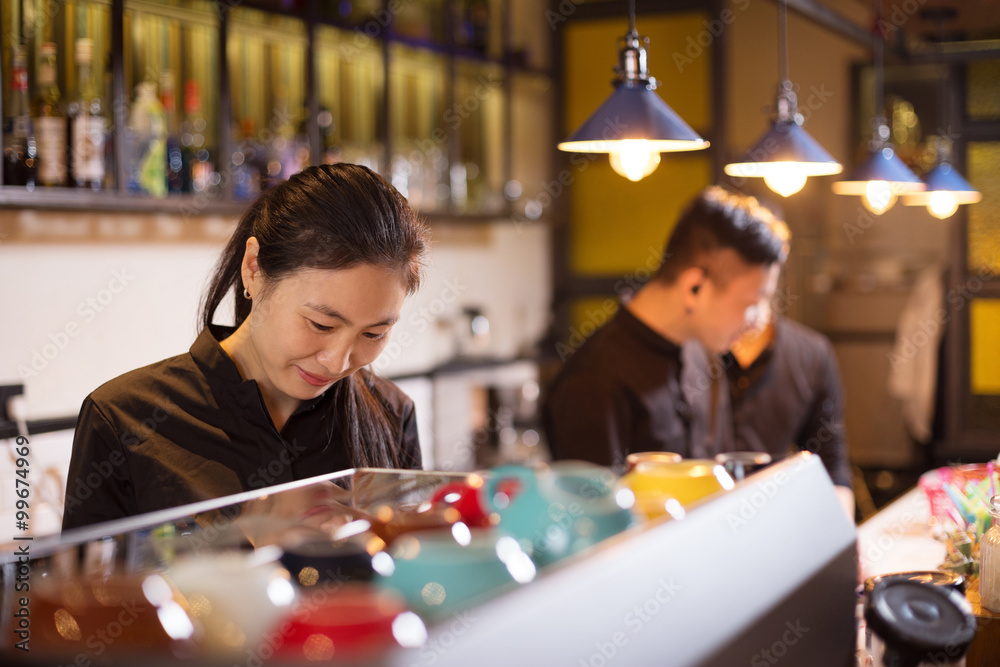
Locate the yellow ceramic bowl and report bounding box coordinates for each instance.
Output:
[625,451,683,472]
[621,459,734,519]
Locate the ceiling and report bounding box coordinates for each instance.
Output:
[830,0,1000,44]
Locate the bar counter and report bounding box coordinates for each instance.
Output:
[1,454,856,666]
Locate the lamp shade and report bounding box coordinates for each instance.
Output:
[724,121,843,178]
[831,146,926,195]
[558,81,709,153]
[903,162,982,206]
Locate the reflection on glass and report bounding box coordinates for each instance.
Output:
[230,8,309,199]
[454,61,505,214]
[316,25,384,172]
[388,43,448,212]
[452,0,502,58]
[124,1,219,196]
[510,72,554,220]
[392,0,447,44]
[319,0,383,25]
[509,0,552,70]
[967,142,1000,276]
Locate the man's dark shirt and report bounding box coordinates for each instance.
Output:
[543,307,712,469]
[62,325,421,531]
[689,316,852,488]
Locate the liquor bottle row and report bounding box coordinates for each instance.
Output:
[2,39,216,197]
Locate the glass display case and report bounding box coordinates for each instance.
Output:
[0,454,857,666]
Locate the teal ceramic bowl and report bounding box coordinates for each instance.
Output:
[373,527,535,620]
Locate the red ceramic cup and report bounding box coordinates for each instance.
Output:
[271,585,418,660]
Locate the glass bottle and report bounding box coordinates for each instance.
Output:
[160,72,184,194]
[3,45,36,188]
[980,495,1000,612]
[32,42,67,187]
[180,79,215,194]
[126,81,167,197]
[232,117,264,200]
[68,38,106,190]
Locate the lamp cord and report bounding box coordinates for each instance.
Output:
[873,0,886,144]
[628,0,637,36]
[778,0,788,87]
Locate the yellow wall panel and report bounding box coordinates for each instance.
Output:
[968,142,1000,277]
[563,13,712,136]
[569,154,711,275]
[970,299,1000,396]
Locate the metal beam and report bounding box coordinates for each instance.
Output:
[901,38,1000,63]
[781,0,872,48]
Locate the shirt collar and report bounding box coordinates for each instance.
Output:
[190,325,331,417]
[616,306,682,360]
[723,317,782,379]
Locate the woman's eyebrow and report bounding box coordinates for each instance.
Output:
[305,302,398,327]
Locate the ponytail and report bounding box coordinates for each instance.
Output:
[200,197,265,329]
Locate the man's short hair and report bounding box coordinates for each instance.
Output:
[653,186,790,285]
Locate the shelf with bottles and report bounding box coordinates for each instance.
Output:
[228,7,309,201]
[123,0,221,200]
[1,1,113,192]
[0,0,555,222]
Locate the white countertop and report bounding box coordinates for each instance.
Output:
[856,486,947,581]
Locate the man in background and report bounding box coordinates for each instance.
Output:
[543,186,786,469]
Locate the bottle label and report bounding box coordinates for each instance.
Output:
[13,67,27,93]
[35,116,66,184]
[39,64,56,87]
[72,115,106,182]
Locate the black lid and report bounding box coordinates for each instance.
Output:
[864,579,976,664]
[279,539,375,585]
[863,571,967,596]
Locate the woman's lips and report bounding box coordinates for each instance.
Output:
[297,366,334,387]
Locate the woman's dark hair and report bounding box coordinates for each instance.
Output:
[654,185,789,285]
[201,163,428,469]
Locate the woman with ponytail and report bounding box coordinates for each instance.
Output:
[63,164,428,531]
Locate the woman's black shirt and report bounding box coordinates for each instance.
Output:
[62,325,421,531]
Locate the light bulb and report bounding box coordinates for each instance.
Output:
[762,164,809,197]
[927,191,959,219]
[609,140,661,181]
[862,180,896,215]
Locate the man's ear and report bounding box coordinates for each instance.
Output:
[678,266,706,312]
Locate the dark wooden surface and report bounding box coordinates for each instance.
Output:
[965,581,1000,667]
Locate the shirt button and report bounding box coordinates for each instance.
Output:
[737,377,751,390]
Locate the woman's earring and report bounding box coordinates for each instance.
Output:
[243,288,252,301]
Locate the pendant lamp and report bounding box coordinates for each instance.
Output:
[901,76,981,220]
[903,157,982,219]
[723,0,841,197]
[832,1,924,214]
[557,0,708,182]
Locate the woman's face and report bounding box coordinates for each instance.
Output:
[245,263,408,402]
